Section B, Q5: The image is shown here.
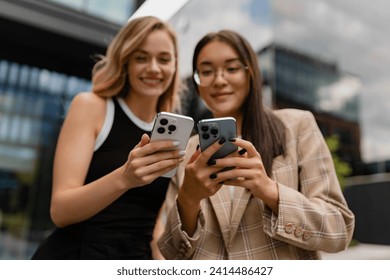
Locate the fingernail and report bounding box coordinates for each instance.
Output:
[228,137,236,142]
[173,141,180,147]
[239,148,247,155]
[179,150,186,156]
[218,138,226,145]
[207,159,216,166]
[209,173,217,179]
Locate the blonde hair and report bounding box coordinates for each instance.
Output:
[92,16,180,112]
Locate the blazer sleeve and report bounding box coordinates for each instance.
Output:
[158,196,205,259]
[262,110,355,253]
[158,136,204,259]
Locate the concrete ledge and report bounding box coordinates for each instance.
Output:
[322,243,390,260]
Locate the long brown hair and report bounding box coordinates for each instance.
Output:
[92,16,180,112]
[192,30,286,175]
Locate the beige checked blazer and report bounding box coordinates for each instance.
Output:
[158,109,355,259]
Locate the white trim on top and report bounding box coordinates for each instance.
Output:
[117,97,155,131]
[94,98,115,151]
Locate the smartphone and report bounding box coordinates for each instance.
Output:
[150,112,194,178]
[197,117,237,161]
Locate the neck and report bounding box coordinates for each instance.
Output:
[123,95,158,123]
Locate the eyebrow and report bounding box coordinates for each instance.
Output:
[133,50,172,56]
[199,57,241,66]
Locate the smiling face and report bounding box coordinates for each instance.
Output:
[196,40,250,119]
[127,29,176,102]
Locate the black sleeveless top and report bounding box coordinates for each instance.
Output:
[79,98,170,259]
[32,98,170,260]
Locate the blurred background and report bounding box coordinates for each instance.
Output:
[0,0,389,259]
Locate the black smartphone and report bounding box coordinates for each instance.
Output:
[150,112,194,178]
[197,117,237,161]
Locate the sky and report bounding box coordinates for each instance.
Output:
[271,0,390,162]
[135,0,390,163]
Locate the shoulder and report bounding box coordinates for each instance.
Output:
[71,92,107,109]
[273,108,313,120]
[68,92,108,118]
[273,109,320,142]
[273,108,316,127]
[65,92,110,132]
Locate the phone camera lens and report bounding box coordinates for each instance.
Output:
[157,127,165,134]
[168,125,176,132]
[210,128,218,135]
[202,133,210,140]
[160,118,168,125]
[201,125,208,132]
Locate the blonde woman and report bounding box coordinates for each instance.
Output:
[32,16,182,259]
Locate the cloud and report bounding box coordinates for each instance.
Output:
[272,0,390,162]
[317,75,361,112]
[359,78,390,161]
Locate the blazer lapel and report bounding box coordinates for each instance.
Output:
[209,186,252,250]
[227,154,288,245]
[209,187,233,249]
[229,187,251,244]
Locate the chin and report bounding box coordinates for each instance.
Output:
[210,104,234,113]
[138,86,165,96]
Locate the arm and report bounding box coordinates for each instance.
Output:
[151,204,166,260]
[263,111,355,252]
[50,93,185,227]
[175,139,229,236]
[158,137,219,259]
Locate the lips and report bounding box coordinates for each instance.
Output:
[141,77,163,85]
[211,92,232,98]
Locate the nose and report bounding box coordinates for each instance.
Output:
[213,68,227,85]
[146,58,160,73]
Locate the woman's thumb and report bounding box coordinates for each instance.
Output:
[136,133,150,148]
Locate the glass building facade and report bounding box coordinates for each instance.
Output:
[0,60,91,258]
[0,0,139,259]
[48,0,136,25]
[0,0,389,258]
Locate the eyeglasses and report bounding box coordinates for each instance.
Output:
[193,61,248,87]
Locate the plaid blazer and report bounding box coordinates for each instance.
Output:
[158,109,355,259]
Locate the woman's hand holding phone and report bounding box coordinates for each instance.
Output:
[150,112,194,178]
[208,137,280,213]
[121,133,185,188]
